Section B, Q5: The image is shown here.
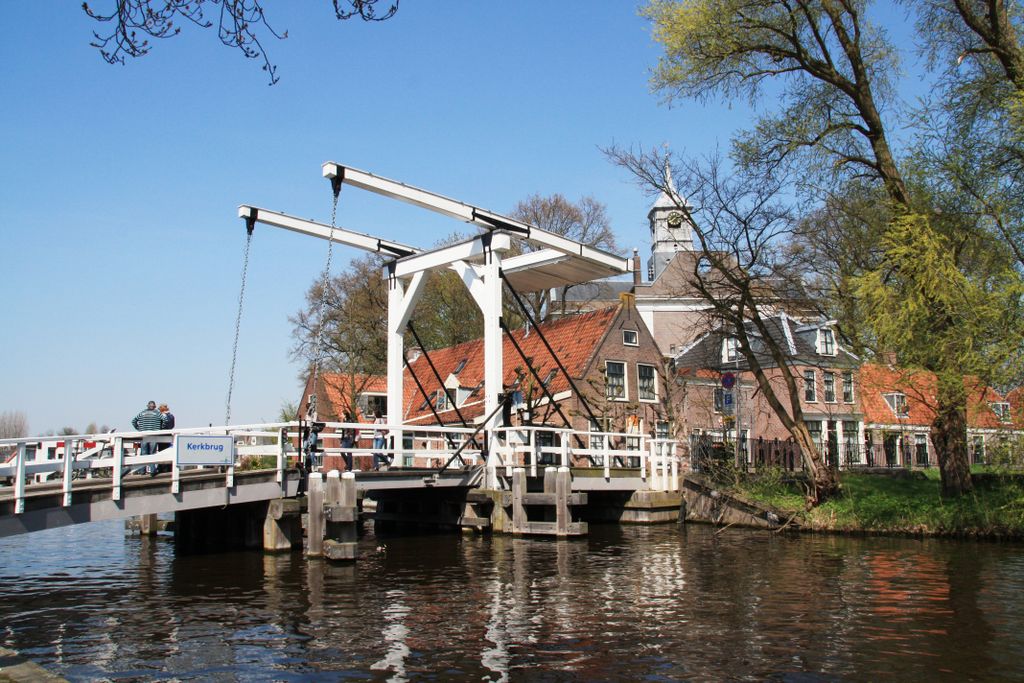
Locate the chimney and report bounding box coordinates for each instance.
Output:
[881,350,897,366]
[406,346,423,363]
[632,248,641,286]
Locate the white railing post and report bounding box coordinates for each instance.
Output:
[62,438,75,507]
[598,432,606,481]
[639,436,648,483]
[225,432,235,488]
[278,427,287,490]
[671,441,679,491]
[112,436,124,500]
[530,430,538,478]
[648,439,659,490]
[171,447,181,494]
[14,443,26,514]
[560,432,569,468]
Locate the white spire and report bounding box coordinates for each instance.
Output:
[649,160,688,213]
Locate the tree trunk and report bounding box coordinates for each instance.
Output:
[791,421,840,507]
[932,373,973,497]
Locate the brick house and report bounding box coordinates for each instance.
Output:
[301,293,670,469]
[673,313,864,468]
[859,364,1021,467]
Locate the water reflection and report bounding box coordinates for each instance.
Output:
[0,521,1023,680]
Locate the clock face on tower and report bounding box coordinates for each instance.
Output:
[667,211,683,228]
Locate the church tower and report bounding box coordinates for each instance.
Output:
[646,163,694,281]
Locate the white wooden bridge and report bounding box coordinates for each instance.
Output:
[0,421,681,540]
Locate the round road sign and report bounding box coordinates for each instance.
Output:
[721,372,736,389]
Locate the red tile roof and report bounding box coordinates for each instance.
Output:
[317,305,620,426]
[860,363,1011,430]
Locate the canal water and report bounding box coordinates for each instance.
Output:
[0,521,1022,681]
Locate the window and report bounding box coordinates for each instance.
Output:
[805,421,823,452]
[656,421,670,439]
[823,372,836,403]
[714,387,724,413]
[722,336,740,363]
[804,370,817,403]
[622,329,638,346]
[637,363,657,401]
[843,421,859,464]
[542,369,558,387]
[883,392,908,417]
[435,389,450,411]
[605,361,626,400]
[972,435,986,464]
[453,358,468,375]
[842,371,854,403]
[818,328,836,356]
[915,433,929,466]
[363,393,387,417]
[589,417,610,450]
[992,402,1011,422]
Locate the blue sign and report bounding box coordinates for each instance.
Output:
[721,372,736,389]
[175,435,234,466]
[723,391,734,406]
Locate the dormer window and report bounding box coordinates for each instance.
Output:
[818,328,836,356]
[622,330,638,346]
[992,402,1011,422]
[884,392,909,417]
[435,389,450,411]
[722,337,740,363]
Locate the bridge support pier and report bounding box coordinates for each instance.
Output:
[263,499,302,552]
[509,467,587,537]
[323,471,359,561]
[174,501,266,553]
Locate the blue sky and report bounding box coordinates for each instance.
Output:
[1,3,927,434]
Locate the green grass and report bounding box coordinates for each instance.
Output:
[735,469,1024,536]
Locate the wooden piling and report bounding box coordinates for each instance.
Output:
[306,473,324,557]
[556,466,570,535]
[512,468,527,533]
[263,498,301,552]
[324,471,358,562]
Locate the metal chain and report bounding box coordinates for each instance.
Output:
[225,229,254,426]
[307,190,340,418]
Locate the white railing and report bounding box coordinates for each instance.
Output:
[0,421,684,515]
[489,426,681,491]
[307,421,485,470]
[0,422,293,514]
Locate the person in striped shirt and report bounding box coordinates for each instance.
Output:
[132,400,163,475]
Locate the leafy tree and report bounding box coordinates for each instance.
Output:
[278,401,299,422]
[642,0,1024,497]
[83,0,400,84]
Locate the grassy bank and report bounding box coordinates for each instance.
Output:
[735,468,1024,537]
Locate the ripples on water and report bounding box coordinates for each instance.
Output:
[1,521,1023,681]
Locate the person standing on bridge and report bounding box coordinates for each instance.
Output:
[131,400,163,476]
[159,404,175,431]
[372,410,389,471]
[340,412,355,472]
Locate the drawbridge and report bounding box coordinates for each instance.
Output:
[2,163,683,544]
